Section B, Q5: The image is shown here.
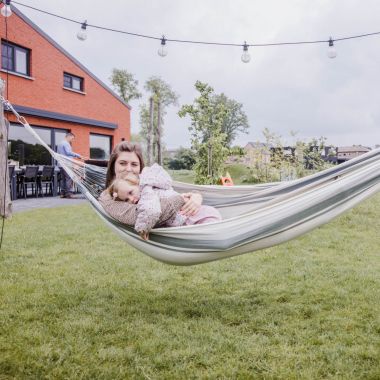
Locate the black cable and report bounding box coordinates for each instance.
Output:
[11,0,380,48]
[0,14,10,250]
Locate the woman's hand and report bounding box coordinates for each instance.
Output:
[180,192,202,217]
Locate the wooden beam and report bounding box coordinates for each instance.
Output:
[0,79,12,218]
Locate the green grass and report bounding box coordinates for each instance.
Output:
[224,164,252,185]
[168,169,196,184]
[169,165,251,185]
[1,194,380,379]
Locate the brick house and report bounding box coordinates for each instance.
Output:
[1,5,131,166]
[336,145,371,163]
[243,142,271,166]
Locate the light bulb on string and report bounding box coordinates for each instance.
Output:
[77,21,88,41]
[1,0,12,17]
[327,37,337,58]
[241,42,251,63]
[158,36,168,57]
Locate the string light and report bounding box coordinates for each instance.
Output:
[7,0,380,61]
[77,20,87,41]
[158,36,168,57]
[1,0,12,18]
[241,42,250,63]
[327,37,337,58]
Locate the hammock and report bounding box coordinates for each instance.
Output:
[3,97,380,265]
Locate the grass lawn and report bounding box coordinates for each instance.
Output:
[169,165,265,185]
[168,165,251,185]
[168,169,195,184]
[0,193,379,379]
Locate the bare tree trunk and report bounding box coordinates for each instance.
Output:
[147,97,154,166]
[0,79,12,218]
[156,101,162,166]
[151,100,156,163]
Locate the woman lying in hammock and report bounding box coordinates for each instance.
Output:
[108,163,221,240]
[98,142,220,239]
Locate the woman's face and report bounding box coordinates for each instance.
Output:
[114,151,141,179]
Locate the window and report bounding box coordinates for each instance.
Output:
[1,40,30,76]
[90,134,112,160]
[8,124,52,165]
[8,125,69,166]
[64,72,84,91]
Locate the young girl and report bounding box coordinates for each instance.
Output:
[108,164,222,240]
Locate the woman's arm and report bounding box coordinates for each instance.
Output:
[98,190,185,226]
[98,191,138,225]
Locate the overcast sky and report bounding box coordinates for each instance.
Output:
[12,0,380,149]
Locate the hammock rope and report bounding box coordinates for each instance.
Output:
[2,96,379,265]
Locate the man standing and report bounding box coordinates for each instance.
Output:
[57,132,81,198]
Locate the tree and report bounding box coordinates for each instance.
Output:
[109,68,142,103]
[143,77,179,165]
[178,81,229,185]
[229,145,245,157]
[211,93,249,147]
[138,104,150,163]
[303,137,327,170]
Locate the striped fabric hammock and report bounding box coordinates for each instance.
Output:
[3,97,380,266]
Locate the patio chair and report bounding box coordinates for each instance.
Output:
[20,166,39,199]
[37,165,55,196]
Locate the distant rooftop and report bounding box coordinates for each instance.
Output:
[337,145,371,153]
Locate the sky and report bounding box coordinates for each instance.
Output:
[9,0,380,149]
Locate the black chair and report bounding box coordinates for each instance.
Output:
[37,166,55,196]
[8,165,15,200]
[20,166,39,198]
[57,169,63,195]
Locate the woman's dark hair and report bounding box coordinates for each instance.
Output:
[105,141,145,188]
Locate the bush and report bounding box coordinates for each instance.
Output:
[166,147,196,170]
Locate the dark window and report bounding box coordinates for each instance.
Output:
[63,72,84,91]
[1,40,30,76]
[8,124,69,166]
[90,134,112,160]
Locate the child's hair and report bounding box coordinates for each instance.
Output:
[108,173,139,198]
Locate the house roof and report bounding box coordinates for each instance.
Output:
[337,146,371,153]
[245,142,271,149]
[12,5,131,111]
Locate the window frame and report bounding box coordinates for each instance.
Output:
[63,72,84,92]
[1,40,31,76]
[89,133,112,160]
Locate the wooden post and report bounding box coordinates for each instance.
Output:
[0,79,12,218]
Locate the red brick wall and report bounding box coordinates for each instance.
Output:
[1,9,131,157]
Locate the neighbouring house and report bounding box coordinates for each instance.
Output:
[336,145,371,163]
[242,142,271,166]
[1,5,131,166]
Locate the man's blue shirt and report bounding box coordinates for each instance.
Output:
[57,140,80,158]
